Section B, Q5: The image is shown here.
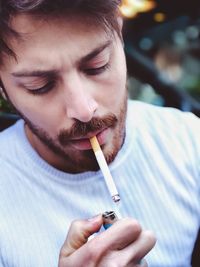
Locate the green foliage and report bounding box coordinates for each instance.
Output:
[187,79,200,101]
[0,95,15,113]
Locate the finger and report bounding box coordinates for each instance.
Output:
[59,214,103,258]
[94,218,142,251]
[64,218,141,266]
[119,230,156,265]
[60,218,145,267]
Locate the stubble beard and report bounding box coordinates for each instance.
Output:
[5,90,128,173]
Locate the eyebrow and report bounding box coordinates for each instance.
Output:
[80,40,112,63]
[11,40,112,78]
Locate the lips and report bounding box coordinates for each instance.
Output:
[69,128,109,150]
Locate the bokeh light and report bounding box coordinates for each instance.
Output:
[120,0,156,19]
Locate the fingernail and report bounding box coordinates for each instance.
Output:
[87,214,101,223]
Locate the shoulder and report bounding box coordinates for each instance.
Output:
[127,100,200,152]
[0,119,28,195]
[127,100,200,134]
[127,100,200,176]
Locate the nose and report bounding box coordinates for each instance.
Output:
[65,74,98,122]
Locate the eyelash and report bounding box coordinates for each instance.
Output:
[28,63,110,95]
[84,62,110,76]
[28,80,55,95]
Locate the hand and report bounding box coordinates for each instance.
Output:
[58,214,156,267]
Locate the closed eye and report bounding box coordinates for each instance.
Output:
[84,63,110,76]
[27,80,55,95]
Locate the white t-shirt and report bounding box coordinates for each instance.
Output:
[0,101,199,267]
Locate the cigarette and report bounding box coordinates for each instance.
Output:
[90,136,120,203]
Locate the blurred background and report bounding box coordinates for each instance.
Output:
[120,2,200,265]
[121,0,200,116]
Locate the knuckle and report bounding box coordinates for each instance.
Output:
[59,242,72,259]
[68,219,86,236]
[122,218,142,234]
[86,241,102,262]
[59,246,65,258]
[70,219,83,229]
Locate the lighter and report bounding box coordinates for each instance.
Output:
[102,211,144,265]
[102,211,118,229]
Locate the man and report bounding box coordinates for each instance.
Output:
[0,0,199,266]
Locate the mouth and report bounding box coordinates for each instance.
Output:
[69,128,109,150]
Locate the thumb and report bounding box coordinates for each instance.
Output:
[60,214,103,258]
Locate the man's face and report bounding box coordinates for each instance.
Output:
[0,14,127,173]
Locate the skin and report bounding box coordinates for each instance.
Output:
[0,13,156,266]
[0,14,127,173]
[59,215,156,267]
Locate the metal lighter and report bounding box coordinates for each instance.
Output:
[102,211,118,230]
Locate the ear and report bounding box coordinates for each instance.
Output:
[0,86,8,101]
[117,15,123,31]
[116,15,124,45]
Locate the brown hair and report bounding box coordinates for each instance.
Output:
[0,0,122,63]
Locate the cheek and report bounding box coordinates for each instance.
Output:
[6,87,65,134]
[23,104,58,128]
[104,50,127,106]
[100,66,127,110]
[24,102,66,134]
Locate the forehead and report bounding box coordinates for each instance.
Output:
[2,14,112,71]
